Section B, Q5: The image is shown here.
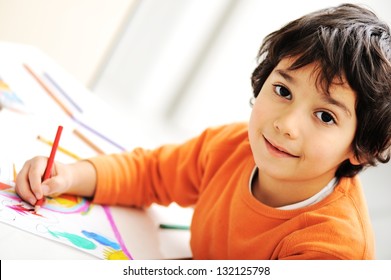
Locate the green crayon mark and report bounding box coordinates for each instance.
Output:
[48,229,97,250]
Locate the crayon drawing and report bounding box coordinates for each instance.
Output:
[0,187,132,259]
[0,77,28,113]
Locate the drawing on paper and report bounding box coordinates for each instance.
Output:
[0,186,131,259]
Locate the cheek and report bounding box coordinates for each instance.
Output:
[304,134,353,165]
[249,105,265,138]
[250,96,272,123]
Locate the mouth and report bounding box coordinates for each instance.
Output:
[263,136,299,158]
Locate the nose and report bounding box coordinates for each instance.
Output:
[273,107,302,139]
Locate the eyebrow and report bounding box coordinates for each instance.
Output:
[275,69,295,84]
[321,95,352,118]
[275,69,352,118]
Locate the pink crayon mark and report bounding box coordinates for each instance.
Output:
[1,188,23,201]
[7,204,44,218]
[103,206,133,260]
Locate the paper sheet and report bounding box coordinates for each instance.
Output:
[0,186,132,260]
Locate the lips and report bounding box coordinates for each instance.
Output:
[263,136,299,158]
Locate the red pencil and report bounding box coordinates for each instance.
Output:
[35,125,63,212]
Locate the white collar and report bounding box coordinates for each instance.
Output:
[249,167,337,210]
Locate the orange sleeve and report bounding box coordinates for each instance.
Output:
[88,124,243,207]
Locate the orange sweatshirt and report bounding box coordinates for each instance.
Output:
[89,123,375,259]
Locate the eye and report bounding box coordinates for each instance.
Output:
[274,85,292,100]
[315,111,336,125]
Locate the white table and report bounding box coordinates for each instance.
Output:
[0,42,192,260]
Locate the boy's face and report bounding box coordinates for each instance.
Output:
[249,58,358,187]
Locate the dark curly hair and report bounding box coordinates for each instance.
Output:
[251,3,391,178]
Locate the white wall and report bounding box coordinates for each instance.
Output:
[0,0,138,86]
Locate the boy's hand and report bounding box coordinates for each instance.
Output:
[15,156,72,206]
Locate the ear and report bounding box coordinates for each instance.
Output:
[348,152,364,166]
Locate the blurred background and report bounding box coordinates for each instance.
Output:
[0,0,390,259]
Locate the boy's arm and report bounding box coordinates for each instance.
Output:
[88,123,248,208]
[67,160,97,197]
[88,143,204,208]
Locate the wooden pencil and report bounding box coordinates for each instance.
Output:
[37,135,81,160]
[73,128,105,155]
[35,126,63,212]
[23,64,74,118]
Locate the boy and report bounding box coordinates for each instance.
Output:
[15,3,391,259]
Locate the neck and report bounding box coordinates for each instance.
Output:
[251,169,335,208]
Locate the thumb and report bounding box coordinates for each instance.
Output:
[41,175,67,197]
[41,184,51,196]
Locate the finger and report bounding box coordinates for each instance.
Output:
[28,157,48,200]
[41,173,66,197]
[15,161,38,205]
[40,182,60,197]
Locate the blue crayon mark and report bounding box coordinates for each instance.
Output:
[82,230,120,250]
[48,229,97,250]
